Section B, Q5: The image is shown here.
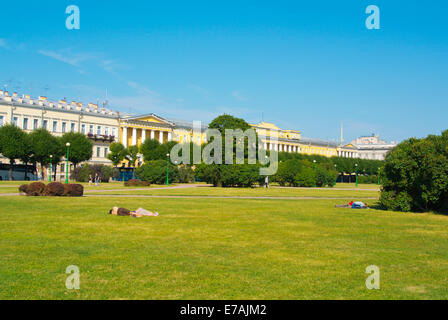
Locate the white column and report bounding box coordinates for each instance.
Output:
[142,129,146,143]
[132,128,137,146]
[150,130,155,140]
[275,144,278,151]
[264,142,267,149]
[168,132,172,141]
[159,131,164,144]
[269,143,273,150]
[122,127,127,147]
[288,145,291,153]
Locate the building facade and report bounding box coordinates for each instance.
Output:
[351,135,397,160]
[0,90,119,180]
[1,90,364,180]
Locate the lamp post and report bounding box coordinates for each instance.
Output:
[355,163,358,187]
[378,167,380,186]
[334,164,337,186]
[49,155,53,182]
[313,160,317,188]
[65,142,70,184]
[166,153,170,186]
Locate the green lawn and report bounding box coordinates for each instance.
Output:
[1,192,448,300]
[90,186,380,199]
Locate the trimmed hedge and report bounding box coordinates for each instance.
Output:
[18,182,84,197]
[124,179,150,187]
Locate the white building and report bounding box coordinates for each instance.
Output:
[351,135,397,160]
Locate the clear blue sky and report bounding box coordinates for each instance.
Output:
[1,1,447,143]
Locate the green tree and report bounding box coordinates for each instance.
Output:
[107,142,127,166]
[28,128,64,180]
[19,132,35,180]
[60,132,93,167]
[136,160,179,184]
[380,130,448,212]
[140,139,161,161]
[0,124,27,180]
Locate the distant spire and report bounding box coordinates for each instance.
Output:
[340,120,344,144]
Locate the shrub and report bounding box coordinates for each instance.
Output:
[294,167,316,187]
[71,164,118,182]
[274,160,302,186]
[18,184,29,195]
[380,130,448,212]
[124,179,150,187]
[315,167,338,187]
[27,182,46,196]
[177,165,195,183]
[44,182,65,196]
[63,184,84,197]
[136,160,179,184]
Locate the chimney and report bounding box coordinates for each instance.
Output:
[39,96,47,101]
[25,94,31,99]
[59,99,66,104]
[0,90,3,95]
[4,91,9,96]
[13,92,18,97]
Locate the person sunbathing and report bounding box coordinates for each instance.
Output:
[109,206,159,217]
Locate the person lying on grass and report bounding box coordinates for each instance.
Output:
[109,206,159,217]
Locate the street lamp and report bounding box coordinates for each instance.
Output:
[49,155,53,182]
[65,142,70,184]
[377,167,381,186]
[166,153,170,185]
[334,164,337,186]
[355,163,358,187]
[313,160,317,188]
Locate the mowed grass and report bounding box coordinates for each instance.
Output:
[91,186,380,199]
[1,193,448,300]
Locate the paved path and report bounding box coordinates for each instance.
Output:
[271,186,380,191]
[84,183,211,193]
[83,194,378,200]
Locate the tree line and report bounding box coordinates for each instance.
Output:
[0,124,93,180]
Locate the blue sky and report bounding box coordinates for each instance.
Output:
[0,1,447,143]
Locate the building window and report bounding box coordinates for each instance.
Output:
[62,122,66,133]
[33,119,39,130]
[23,118,28,130]
[81,124,86,134]
[13,116,18,126]
[96,147,101,157]
[52,121,58,132]
[105,127,109,135]
[112,128,116,137]
[71,123,76,132]
[104,147,108,158]
[61,164,65,173]
[42,120,48,130]
[97,126,101,135]
[0,115,4,126]
[89,125,93,134]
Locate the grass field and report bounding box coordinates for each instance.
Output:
[1,185,448,300]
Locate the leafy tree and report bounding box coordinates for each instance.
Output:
[28,128,64,180]
[125,145,140,167]
[19,132,35,180]
[107,142,127,166]
[140,139,161,161]
[0,124,27,180]
[60,132,93,167]
[136,160,179,184]
[380,130,448,212]
[294,166,316,187]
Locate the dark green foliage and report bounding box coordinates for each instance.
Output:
[71,164,118,182]
[294,167,316,187]
[274,159,303,186]
[0,124,28,180]
[380,130,448,212]
[28,129,64,179]
[140,139,179,162]
[135,160,179,184]
[107,142,127,166]
[315,166,338,187]
[125,145,140,167]
[177,165,195,183]
[60,132,93,166]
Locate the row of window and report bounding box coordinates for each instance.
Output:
[5,116,117,136]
